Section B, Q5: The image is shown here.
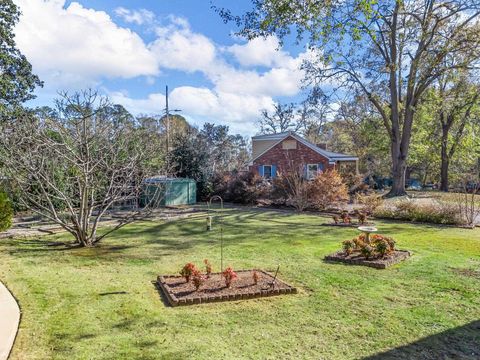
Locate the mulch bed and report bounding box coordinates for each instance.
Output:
[156,270,297,307]
[324,250,411,269]
[321,222,375,228]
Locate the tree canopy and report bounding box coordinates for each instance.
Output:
[0,0,42,114]
[219,0,480,196]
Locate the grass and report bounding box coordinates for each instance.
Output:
[1,207,480,359]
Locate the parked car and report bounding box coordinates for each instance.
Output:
[466,181,480,193]
[422,182,437,190]
[406,179,422,190]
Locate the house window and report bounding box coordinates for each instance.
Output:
[306,164,318,180]
[263,165,272,179]
[259,165,276,179]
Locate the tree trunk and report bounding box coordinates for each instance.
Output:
[387,141,407,197]
[440,126,450,192]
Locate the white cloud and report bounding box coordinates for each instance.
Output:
[114,7,155,25]
[109,87,276,135]
[149,18,217,74]
[14,2,310,134]
[15,0,158,89]
[227,36,291,68]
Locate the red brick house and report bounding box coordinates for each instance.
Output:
[249,131,358,179]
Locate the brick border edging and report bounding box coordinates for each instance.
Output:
[156,270,297,307]
[324,250,411,269]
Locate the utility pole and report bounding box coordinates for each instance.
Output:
[165,85,170,156]
[164,85,181,177]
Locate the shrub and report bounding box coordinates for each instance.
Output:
[219,172,271,204]
[355,193,384,214]
[192,270,205,291]
[360,244,374,259]
[353,235,366,250]
[180,263,197,282]
[309,169,349,210]
[342,173,368,194]
[342,239,355,255]
[252,270,259,285]
[272,168,310,211]
[203,259,212,278]
[0,191,13,232]
[357,211,367,225]
[374,200,462,225]
[340,210,349,223]
[453,180,480,227]
[374,239,389,257]
[345,234,396,259]
[222,267,237,288]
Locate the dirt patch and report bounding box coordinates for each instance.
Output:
[324,250,411,269]
[450,267,480,279]
[157,270,297,306]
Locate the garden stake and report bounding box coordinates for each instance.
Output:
[271,265,280,289]
[208,195,224,271]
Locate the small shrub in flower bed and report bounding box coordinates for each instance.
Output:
[180,263,197,282]
[204,259,212,278]
[342,234,396,259]
[192,270,205,291]
[222,267,238,287]
[327,234,410,269]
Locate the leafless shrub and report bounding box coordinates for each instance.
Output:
[454,180,480,228]
[272,166,310,212]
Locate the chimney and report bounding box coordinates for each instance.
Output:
[316,143,327,150]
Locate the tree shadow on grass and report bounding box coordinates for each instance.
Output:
[364,320,480,359]
[0,210,343,262]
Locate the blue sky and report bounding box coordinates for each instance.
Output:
[13,0,312,135]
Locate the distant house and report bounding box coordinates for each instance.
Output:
[249,131,358,179]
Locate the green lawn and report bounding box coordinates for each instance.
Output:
[1,208,480,359]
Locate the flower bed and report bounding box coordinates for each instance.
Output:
[324,233,411,269]
[157,270,297,306]
[324,250,411,269]
[322,222,375,228]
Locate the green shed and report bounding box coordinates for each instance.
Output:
[142,177,196,207]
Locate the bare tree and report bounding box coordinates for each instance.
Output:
[259,103,302,134]
[0,90,161,247]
